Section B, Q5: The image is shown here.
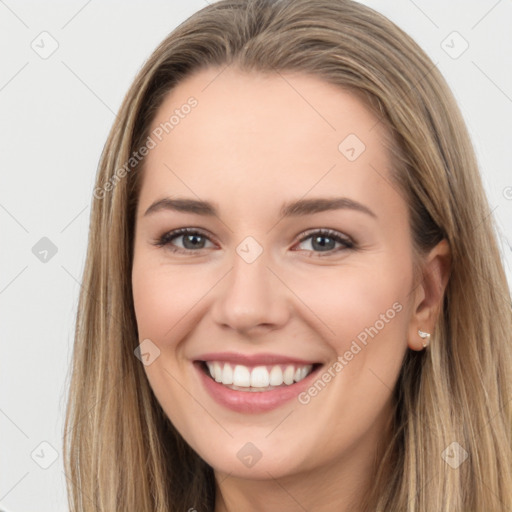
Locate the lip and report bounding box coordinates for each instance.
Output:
[193,359,322,414]
[195,351,318,366]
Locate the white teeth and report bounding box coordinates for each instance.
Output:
[283,365,295,385]
[213,362,223,382]
[233,365,251,387]
[250,366,270,388]
[204,361,314,389]
[222,363,233,385]
[269,365,284,386]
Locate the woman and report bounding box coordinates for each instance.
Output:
[63,0,512,510]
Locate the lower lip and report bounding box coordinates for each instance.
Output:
[194,362,321,413]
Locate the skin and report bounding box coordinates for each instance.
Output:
[131,67,450,511]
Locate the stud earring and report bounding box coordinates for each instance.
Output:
[418,329,431,348]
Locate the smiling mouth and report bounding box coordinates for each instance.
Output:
[198,360,321,392]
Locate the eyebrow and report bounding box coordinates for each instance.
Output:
[143,196,377,219]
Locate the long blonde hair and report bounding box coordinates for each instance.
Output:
[63,0,512,510]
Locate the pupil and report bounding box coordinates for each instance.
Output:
[184,234,204,249]
[313,235,334,251]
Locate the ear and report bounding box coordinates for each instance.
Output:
[407,239,451,351]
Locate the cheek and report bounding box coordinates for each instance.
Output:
[132,265,171,340]
[131,259,207,435]
[289,257,412,402]
[293,262,410,347]
[132,260,195,340]
[131,257,222,359]
[286,264,411,445]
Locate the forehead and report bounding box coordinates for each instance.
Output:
[139,67,402,219]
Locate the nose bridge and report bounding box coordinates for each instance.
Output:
[211,238,289,333]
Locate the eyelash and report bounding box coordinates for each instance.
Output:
[153,227,355,257]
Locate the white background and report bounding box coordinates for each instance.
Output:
[1,1,511,510]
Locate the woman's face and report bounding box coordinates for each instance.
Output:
[132,68,420,481]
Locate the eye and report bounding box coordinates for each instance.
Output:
[154,227,354,256]
[154,228,216,254]
[294,229,354,256]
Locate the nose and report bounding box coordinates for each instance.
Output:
[210,247,291,336]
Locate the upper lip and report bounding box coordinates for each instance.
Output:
[195,352,319,366]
